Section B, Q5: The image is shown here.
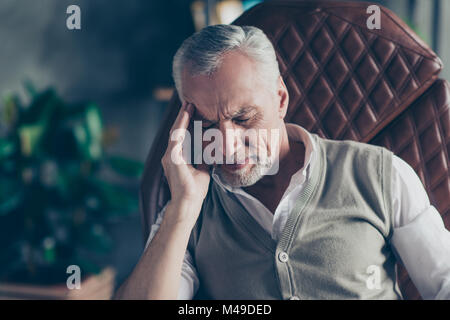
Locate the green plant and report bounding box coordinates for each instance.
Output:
[0,84,144,285]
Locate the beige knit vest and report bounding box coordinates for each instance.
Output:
[188,134,403,300]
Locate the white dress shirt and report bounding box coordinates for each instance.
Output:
[145,123,450,300]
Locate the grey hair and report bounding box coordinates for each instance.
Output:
[172,24,280,100]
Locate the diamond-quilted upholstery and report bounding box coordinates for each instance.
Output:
[233,1,442,142]
[139,1,449,300]
[371,79,450,299]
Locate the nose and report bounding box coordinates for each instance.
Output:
[219,121,245,162]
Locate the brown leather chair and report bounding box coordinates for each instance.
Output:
[139,1,450,300]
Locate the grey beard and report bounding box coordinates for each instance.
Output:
[215,160,272,188]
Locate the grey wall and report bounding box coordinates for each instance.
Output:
[0,0,196,164]
[441,0,450,81]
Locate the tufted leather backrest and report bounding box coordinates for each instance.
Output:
[233,1,442,141]
[139,1,449,300]
[371,79,450,299]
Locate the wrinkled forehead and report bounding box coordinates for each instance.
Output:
[181,51,271,119]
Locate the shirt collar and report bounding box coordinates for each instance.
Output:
[212,123,317,194]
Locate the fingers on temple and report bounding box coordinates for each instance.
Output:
[168,102,193,148]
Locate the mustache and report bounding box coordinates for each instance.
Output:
[213,145,270,165]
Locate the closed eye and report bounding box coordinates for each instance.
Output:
[234,118,251,123]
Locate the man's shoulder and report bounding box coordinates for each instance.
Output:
[312,134,393,179]
[314,134,391,159]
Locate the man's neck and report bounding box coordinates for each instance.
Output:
[243,128,306,213]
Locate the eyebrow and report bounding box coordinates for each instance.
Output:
[195,105,259,123]
[229,106,258,118]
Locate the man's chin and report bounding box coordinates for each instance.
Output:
[221,162,254,174]
[216,163,264,188]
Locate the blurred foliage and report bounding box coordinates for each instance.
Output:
[0,84,144,285]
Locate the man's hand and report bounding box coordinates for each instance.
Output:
[115,102,210,300]
[161,102,210,224]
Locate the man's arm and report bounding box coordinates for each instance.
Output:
[390,155,450,299]
[114,200,201,299]
[114,102,210,299]
[146,202,199,299]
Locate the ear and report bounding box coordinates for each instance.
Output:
[277,75,289,120]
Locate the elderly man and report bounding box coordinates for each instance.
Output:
[115,25,450,300]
